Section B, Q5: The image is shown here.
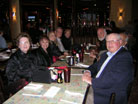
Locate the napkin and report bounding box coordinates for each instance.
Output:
[60,99,78,104]
[65,90,84,97]
[23,83,43,90]
[84,52,90,55]
[75,63,89,68]
[43,86,60,98]
[22,93,43,97]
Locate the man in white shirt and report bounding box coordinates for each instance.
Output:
[55,27,66,52]
[82,33,134,104]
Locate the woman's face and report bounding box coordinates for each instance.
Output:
[49,33,56,41]
[40,38,49,50]
[65,31,71,38]
[18,37,30,53]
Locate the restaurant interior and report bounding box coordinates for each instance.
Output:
[0,0,138,104]
[0,0,138,42]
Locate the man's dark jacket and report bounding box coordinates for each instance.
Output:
[88,47,134,104]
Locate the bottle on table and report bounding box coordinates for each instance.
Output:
[75,53,80,64]
[78,47,84,62]
[57,70,63,83]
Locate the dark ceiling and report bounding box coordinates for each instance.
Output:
[0,0,110,26]
[0,0,110,13]
[19,0,110,15]
[0,0,9,11]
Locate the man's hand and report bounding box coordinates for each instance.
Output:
[89,50,97,59]
[89,49,98,59]
[64,52,69,56]
[82,71,92,85]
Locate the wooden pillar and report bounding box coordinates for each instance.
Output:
[53,0,58,30]
[72,0,77,36]
[50,7,53,31]
[9,0,21,41]
[110,0,132,27]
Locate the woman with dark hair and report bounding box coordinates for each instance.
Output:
[5,32,36,94]
[32,35,52,67]
[6,32,34,84]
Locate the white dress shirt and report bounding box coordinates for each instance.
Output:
[56,37,65,52]
[95,47,122,78]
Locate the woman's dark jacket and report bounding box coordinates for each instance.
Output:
[6,49,37,85]
[48,41,63,57]
[32,47,52,67]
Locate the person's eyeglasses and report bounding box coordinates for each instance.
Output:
[19,41,30,45]
[106,40,119,44]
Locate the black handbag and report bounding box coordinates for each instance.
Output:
[32,69,51,84]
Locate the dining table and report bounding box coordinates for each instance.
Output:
[3,53,94,104]
[0,49,12,71]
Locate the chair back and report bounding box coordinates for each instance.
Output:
[109,93,115,104]
[0,75,5,103]
[127,81,133,101]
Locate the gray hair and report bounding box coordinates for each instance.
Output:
[97,28,107,36]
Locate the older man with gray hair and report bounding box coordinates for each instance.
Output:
[96,27,107,51]
[83,33,134,104]
[89,27,107,62]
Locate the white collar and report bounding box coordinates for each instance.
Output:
[106,46,122,57]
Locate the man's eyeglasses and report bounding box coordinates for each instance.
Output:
[106,40,119,44]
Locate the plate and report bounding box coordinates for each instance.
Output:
[59,58,65,61]
[2,56,10,59]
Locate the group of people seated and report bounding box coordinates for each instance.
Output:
[2,24,135,104]
[5,27,72,95]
